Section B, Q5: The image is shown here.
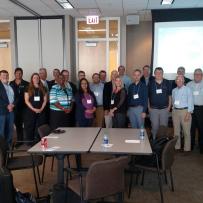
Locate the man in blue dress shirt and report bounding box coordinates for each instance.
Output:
[0,70,15,146]
[172,75,194,152]
[127,69,148,128]
[118,65,132,92]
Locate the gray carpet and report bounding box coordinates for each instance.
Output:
[12,149,203,203]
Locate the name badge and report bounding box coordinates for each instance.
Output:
[68,96,72,101]
[111,99,114,105]
[34,96,40,101]
[133,94,139,99]
[87,99,92,104]
[193,91,199,96]
[174,100,180,105]
[94,92,99,97]
[156,89,162,94]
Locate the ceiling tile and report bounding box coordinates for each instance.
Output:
[69,0,97,9]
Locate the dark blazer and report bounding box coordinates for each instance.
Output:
[103,81,113,111]
[141,75,155,86]
[0,81,15,115]
[69,82,77,96]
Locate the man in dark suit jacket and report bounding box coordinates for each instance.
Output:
[140,65,154,86]
[103,70,118,127]
[172,66,191,89]
[0,70,15,146]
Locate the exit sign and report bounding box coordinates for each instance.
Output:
[86,16,99,24]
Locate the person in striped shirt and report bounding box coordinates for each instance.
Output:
[49,74,73,129]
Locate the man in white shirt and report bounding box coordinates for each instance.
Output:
[172,75,194,152]
[187,68,203,153]
[39,68,50,91]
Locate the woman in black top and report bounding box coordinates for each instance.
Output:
[24,73,47,144]
[109,76,127,128]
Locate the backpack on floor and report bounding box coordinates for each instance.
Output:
[0,167,15,203]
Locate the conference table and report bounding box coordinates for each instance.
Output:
[90,128,152,155]
[28,127,101,184]
[28,127,152,192]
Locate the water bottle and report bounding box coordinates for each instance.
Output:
[140,125,145,140]
[103,134,109,145]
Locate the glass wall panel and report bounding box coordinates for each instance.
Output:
[109,20,118,38]
[109,41,118,75]
[78,20,106,39]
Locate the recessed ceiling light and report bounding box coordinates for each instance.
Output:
[161,0,174,5]
[55,0,74,9]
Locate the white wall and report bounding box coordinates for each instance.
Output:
[15,17,65,80]
[126,21,152,76]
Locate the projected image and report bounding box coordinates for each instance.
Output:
[153,21,203,79]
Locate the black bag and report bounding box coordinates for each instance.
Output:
[0,167,15,203]
[15,190,36,203]
[134,137,171,167]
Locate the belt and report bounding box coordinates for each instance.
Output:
[174,107,188,110]
[129,105,143,108]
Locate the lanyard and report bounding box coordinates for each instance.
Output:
[155,80,163,91]
[133,83,141,95]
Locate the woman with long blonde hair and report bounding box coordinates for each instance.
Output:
[109,76,127,128]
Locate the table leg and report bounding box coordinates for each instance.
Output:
[56,154,65,184]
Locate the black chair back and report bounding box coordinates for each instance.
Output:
[161,136,178,170]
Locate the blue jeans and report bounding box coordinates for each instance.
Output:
[127,106,144,128]
[0,112,14,146]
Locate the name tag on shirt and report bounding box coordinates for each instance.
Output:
[133,94,139,99]
[193,91,199,96]
[156,89,162,94]
[111,99,114,105]
[87,99,92,104]
[174,100,180,105]
[34,96,40,101]
[94,92,99,97]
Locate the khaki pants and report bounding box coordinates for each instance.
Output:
[93,107,104,127]
[172,109,191,151]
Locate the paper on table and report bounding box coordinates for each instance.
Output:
[101,143,114,148]
[44,136,59,139]
[43,146,60,151]
[125,140,140,144]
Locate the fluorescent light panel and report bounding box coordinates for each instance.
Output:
[55,0,74,9]
[161,0,174,5]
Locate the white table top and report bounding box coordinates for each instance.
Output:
[90,128,152,155]
[28,127,101,154]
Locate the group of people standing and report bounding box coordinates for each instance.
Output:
[0,65,202,154]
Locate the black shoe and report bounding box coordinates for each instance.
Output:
[14,142,23,148]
